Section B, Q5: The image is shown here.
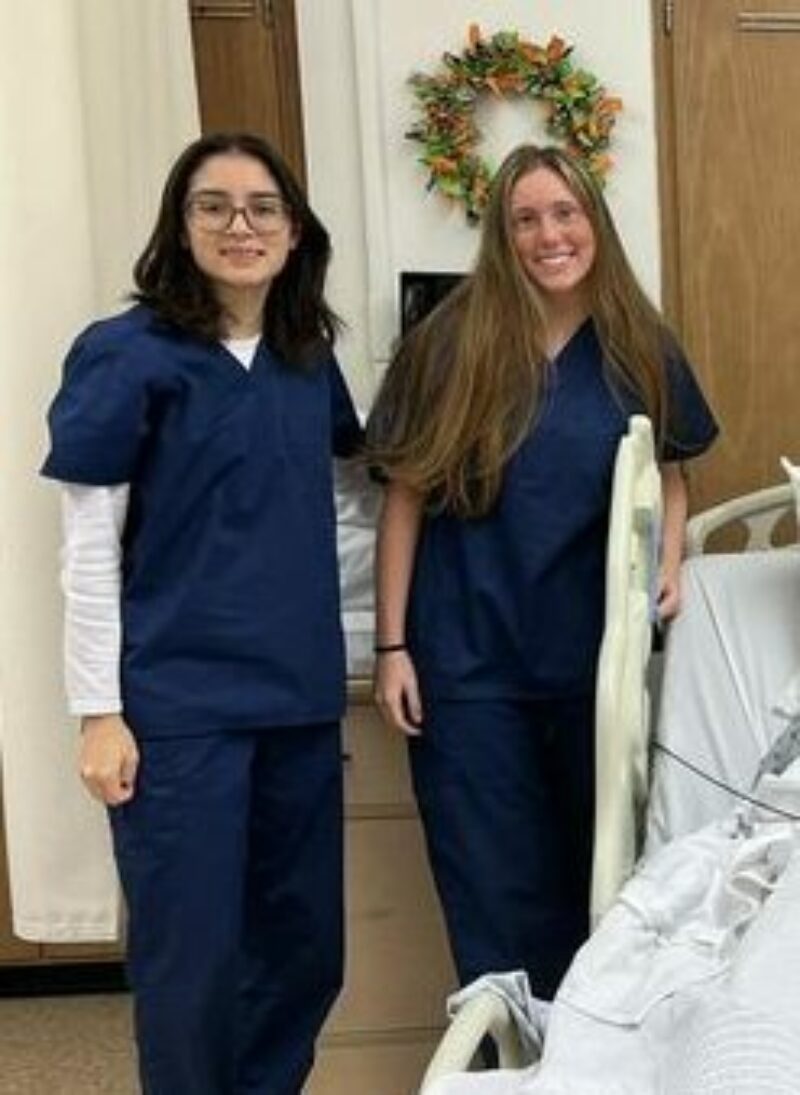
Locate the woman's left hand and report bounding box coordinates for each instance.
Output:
[657,565,681,621]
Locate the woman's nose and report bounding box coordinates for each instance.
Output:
[537,213,561,243]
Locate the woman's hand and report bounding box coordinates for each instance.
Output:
[374,650,423,736]
[658,462,688,622]
[657,563,681,621]
[79,713,139,806]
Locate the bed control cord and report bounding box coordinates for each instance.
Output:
[652,742,800,822]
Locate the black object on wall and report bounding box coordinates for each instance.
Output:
[399,271,463,335]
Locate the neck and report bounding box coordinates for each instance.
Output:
[542,297,590,357]
[217,287,268,339]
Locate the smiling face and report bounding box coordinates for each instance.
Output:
[183,151,298,310]
[509,165,597,311]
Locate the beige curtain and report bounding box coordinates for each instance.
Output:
[0,0,199,942]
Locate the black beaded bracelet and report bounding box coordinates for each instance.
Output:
[373,642,407,655]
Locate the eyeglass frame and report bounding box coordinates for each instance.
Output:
[184,190,293,235]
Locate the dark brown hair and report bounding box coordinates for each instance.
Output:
[133,132,340,365]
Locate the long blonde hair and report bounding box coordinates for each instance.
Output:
[367,144,668,516]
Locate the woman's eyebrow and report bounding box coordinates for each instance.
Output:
[189,187,283,199]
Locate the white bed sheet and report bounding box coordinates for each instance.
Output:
[428,780,800,1095]
[647,549,800,850]
[336,460,379,678]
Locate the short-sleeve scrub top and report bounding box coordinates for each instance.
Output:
[42,304,362,738]
[407,318,718,703]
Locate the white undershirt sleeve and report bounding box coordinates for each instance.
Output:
[60,483,130,716]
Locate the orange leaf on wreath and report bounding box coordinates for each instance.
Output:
[599,96,623,114]
[519,41,548,65]
[429,156,459,175]
[546,36,567,61]
[496,73,525,93]
[473,177,490,201]
[468,23,482,49]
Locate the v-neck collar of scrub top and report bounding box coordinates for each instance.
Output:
[222,334,261,372]
[546,316,594,367]
[213,335,264,380]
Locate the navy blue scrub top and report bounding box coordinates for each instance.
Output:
[42,305,363,737]
[407,319,718,702]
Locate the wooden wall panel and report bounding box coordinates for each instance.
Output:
[189,0,306,185]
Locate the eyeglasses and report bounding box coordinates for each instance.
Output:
[185,193,291,235]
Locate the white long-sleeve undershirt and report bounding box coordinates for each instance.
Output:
[59,336,259,717]
[60,483,128,715]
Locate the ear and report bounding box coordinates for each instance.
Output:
[288,222,301,250]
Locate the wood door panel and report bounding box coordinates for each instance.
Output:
[189,0,306,185]
[39,942,123,961]
[661,0,800,512]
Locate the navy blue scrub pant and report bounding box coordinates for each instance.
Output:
[109,722,343,1095]
[409,696,594,1001]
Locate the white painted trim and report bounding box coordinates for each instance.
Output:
[350,0,396,362]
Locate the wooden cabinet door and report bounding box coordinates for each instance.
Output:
[655,0,800,513]
[189,0,306,185]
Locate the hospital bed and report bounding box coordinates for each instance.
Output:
[418,423,800,1092]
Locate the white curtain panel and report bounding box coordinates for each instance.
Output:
[0,0,199,942]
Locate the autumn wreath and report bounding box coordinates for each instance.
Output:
[406,25,622,223]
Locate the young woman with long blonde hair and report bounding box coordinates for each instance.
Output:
[368,144,717,998]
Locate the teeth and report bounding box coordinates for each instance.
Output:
[537,255,572,267]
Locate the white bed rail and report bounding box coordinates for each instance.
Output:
[420,992,532,1091]
[686,483,793,555]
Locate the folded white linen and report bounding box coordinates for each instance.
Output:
[663,847,800,1093]
[424,810,800,1095]
[557,817,793,1026]
[446,971,550,1062]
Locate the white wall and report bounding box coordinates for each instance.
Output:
[297,0,660,404]
[296,0,374,406]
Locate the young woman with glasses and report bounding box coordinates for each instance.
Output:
[42,132,361,1095]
